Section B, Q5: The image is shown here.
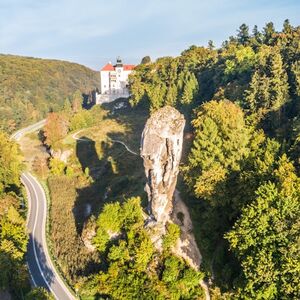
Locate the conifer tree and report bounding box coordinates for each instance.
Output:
[183,100,250,200]
[226,156,300,299]
[263,22,276,45]
[237,23,250,45]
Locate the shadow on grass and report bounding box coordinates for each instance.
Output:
[73,127,147,236]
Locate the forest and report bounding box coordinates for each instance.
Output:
[128,20,300,299]
[0,54,99,133]
[0,19,299,300]
[37,20,299,300]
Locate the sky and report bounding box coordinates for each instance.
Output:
[0,0,299,70]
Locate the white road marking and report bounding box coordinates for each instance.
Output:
[25,172,75,300]
[26,262,37,287]
[22,173,58,299]
[12,120,75,299]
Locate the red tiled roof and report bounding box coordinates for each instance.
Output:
[123,64,135,71]
[101,63,114,71]
[101,63,135,71]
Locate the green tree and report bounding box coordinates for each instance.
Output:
[292,61,300,97]
[244,47,289,128]
[0,131,22,195]
[91,197,204,299]
[183,100,250,200]
[237,23,250,45]
[140,56,151,64]
[49,158,66,175]
[283,19,292,35]
[62,98,72,114]
[251,25,263,46]
[263,22,276,45]
[208,40,215,50]
[225,156,300,298]
[0,207,29,291]
[162,222,181,251]
[69,110,94,131]
[25,287,54,300]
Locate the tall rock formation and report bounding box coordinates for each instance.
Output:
[141,106,185,224]
[140,106,205,283]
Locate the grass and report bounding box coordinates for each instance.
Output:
[18,130,49,171]
[44,100,149,297]
[17,99,150,298]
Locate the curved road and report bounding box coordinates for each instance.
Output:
[12,121,75,300]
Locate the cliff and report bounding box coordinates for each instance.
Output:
[140,106,203,271]
[141,106,185,224]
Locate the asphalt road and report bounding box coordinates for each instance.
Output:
[10,119,46,141]
[12,122,75,300]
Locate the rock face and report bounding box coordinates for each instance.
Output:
[141,106,204,274]
[50,148,72,163]
[141,106,185,224]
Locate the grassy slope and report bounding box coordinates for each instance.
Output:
[44,100,149,293]
[0,54,99,132]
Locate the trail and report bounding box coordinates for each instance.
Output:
[72,129,139,155]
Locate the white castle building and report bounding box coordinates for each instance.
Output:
[96,57,135,104]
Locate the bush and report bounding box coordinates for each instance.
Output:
[162,222,181,251]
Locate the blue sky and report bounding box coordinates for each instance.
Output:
[0,0,299,70]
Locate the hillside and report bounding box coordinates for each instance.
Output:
[2,20,300,300]
[0,54,99,133]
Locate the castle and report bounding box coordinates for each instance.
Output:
[96,57,135,104]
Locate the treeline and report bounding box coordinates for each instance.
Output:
[0,130,53,299]
[129,20,300,298]
[0,54,99,133]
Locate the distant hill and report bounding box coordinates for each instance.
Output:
[0,54,99,133]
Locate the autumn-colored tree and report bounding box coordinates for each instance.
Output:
[32,156,48,179]
[43,112,69,150]
[71,90,83,113]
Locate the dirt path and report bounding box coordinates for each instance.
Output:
[72,129,139,155]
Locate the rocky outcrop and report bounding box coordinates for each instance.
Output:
[49,148,72,163]
[171,190,202,270]
[81,216,97,252]
[141,106,210,299]
[141,106,185,224]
